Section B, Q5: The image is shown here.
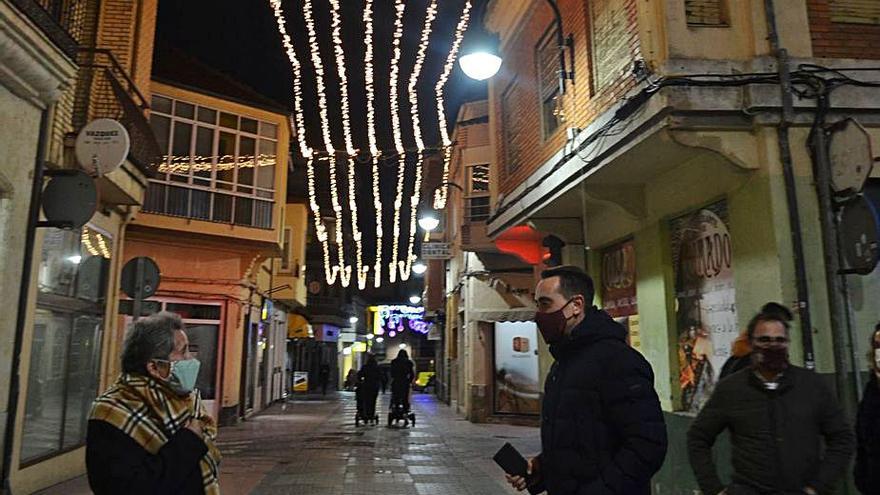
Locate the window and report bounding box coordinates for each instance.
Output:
[145,94,278,229]
[280,227,292,272]
[685,0,728,27]
[536,25,562,140]
[466,164,491,223]
[830,0,880,24]
[21,226,112,464]
[501,81,522,176]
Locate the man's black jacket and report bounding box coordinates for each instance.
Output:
[687,366,854,495]
[537,307,667,494]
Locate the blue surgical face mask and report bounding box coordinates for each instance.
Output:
[169,358,201,395]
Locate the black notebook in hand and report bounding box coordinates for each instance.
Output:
[493,443,542,494]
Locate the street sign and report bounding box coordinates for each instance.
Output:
[829,118,874,196]
[839,195,880,275]
[121,257,161,320]
[41,170,97,229]
[422,242,452,260]
[75,119,131,176]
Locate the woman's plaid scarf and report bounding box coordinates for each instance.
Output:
[89,373,221,494]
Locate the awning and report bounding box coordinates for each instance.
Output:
[493,225,547,265]
[287,313,310,339]
[469,308,535,323]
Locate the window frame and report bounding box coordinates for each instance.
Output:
[535,23,562,141]
[465,164,491,223]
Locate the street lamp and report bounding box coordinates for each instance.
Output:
[366,333,373,340]
[461,0,573,94]
[376,337,384,343]
[409,295,422,305]
[418,209,440,232]
[349,316,358,324]
[412,261,428,275]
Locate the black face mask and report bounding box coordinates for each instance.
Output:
[535,299,574,344]
[753,346,789,374]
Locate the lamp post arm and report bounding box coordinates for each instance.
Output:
[544,0,569,94]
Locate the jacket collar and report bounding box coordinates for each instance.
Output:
[549,306,626,359]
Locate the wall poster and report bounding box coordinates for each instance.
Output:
[494,321,541,415]
[671,201,738,413]
[601,238,640,350]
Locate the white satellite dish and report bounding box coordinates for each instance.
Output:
[74,118,130,176]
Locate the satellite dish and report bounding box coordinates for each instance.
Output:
[829,118,874,196]
[41,170,97,229]
[75,119,130,176]
[839,195,880,275]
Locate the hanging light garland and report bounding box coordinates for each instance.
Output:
[307,157,339,284]
[399,0,439,281]
[363,0,383,288]
[434,0,472,210]
[387,0,407,284]
[269,0,311,159]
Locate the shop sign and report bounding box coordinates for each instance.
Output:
[670,201,738,413]
[293,371,308,392]
[601,238,640,349]
[422,242,452,259]
[493,322,540,415]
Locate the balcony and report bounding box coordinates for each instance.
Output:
[11,0,79,59]
[73,48,162,174]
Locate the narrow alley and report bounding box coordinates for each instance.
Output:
[38,392,540,495]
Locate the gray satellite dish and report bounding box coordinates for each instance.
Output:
[839,195,880,275]
[41,171,97,229]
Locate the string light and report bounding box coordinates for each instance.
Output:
[398,0,439,281]
[347,156,368,289]
[434,0,472,210]
[303,0,333,155]
[388,0,407,284]
[329,0,356,156]
[307,157,338,284]
[269,0,310,158]
[328,156,352,288]
[364,0,383,288]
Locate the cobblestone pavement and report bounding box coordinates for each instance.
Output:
[37,391,540,495]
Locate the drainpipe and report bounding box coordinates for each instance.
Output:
[763,0,815,370]
[2,108,50,494]
[808,90,859,411]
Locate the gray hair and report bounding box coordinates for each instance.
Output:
[121,311,181,374]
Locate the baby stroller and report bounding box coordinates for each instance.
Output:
[355,379,379,426]
[387,381,415,427]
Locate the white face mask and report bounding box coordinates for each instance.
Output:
[874,348,880,371]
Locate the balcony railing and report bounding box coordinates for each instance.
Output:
[73,48,162,174]
[141,181,273,230]
[10,0,80,59]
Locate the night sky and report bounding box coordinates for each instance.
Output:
[154,0,489,299]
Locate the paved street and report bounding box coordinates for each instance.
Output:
[38,391,540,495]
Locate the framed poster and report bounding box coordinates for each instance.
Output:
[670,201,738,412]
[601,238,640,350]
[494,322,541,415]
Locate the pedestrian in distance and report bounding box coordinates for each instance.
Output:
[687,310,855,495]
[319,361,331,395]
[506,265,667,494]
[719,302,794,381]
[345,368,357,391]
[86,312,221,494]
[379,364,389,395]
[356,354,381,424]
[390,349,415,412]
[855,323,880,494]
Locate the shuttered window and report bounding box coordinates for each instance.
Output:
[536,25,561,140]
[591,0,633,90]
[831,0,880,24]
[501,81,522,176]
[685,0,728,26]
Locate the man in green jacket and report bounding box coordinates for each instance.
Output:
[687,310,854,495]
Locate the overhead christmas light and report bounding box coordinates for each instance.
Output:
[434,1,473,210]
[303,0,333,155]
[268,0,311,158]
[329,0,356,156]
[388,0,407,284]
[364,0,383,288]
[307,157,339,284]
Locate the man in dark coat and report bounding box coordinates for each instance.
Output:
[855,325,880,494]
[507,265,667,494]
[687,311,854,495]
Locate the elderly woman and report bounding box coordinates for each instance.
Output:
[86,312,220,494]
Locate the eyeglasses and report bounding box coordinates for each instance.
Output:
[754,336,789,344]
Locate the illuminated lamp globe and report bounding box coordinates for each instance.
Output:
[459,52,502,81]
[412,261,428,275]
[418,211,440,232]
[409,295,422,305]
[349,316,359,324]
